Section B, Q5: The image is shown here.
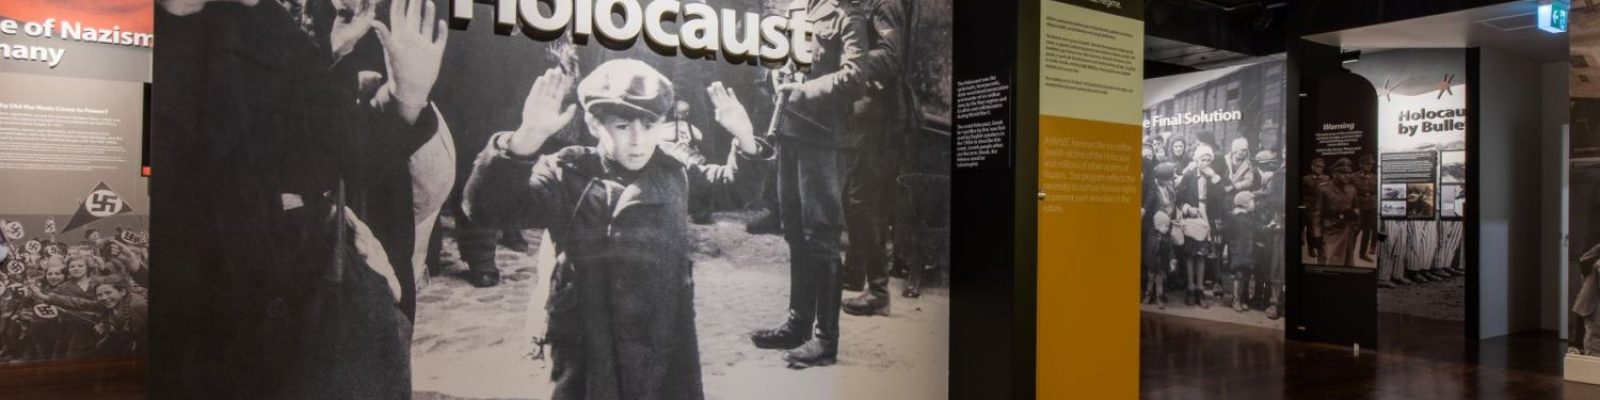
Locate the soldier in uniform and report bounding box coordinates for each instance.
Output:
[464,60,770,400]
[1356,154,1378,263]
[659,100,715,225]
[840,0,912,317]
[748,0,868,368]
[1301,157,1330,262]
[1312,158,1361,267]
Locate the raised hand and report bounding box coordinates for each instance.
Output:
[706,82,757,155]
[372,0,448,124]
[506,68,577,158]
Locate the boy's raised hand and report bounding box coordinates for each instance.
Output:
[508,68,577,158]
[707,82,757,155]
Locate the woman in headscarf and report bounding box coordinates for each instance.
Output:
[1167,136,1189,173]
[1176,144,1223,307]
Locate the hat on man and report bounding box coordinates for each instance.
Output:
[1332,157,1354,173]
[1254,149,1280,164]
[1311,158,1326,169]
[578,59,675,122]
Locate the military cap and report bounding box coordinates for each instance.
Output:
[1254,149,1279,164]
[1311,158,1326,168]
[1332,157,1354,173]
[578,59,675,121]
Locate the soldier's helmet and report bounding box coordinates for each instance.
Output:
[578,59,675,123]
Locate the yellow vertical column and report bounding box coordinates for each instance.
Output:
[1035,1,1143,398]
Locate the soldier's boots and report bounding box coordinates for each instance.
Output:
[842,292,889,317]
[498,230,531,253]
[464,267,500,288]
[750,321,810,350]
[782,337,838,369]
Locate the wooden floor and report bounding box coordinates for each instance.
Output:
[5,317,1599,400]
[1142,312,1600,399]
[0,356,144,399]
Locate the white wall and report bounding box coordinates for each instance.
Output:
[1543,61,1570,334]
[1477,47,1546,339]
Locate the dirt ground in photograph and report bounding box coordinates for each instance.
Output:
[411,210,950,400]
[1378,274,1465,321]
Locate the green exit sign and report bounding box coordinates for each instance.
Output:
[1541,0,1569,33]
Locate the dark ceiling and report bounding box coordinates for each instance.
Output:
[1144,0,1288,78]
[1144,0,1531,78]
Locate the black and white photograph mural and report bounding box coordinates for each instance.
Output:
[1347,49,1468,322]
[150,0,953,398]
[1571,4,1600,359]
[1140,60,1287,329]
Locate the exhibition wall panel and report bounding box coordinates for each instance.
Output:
[0,2,151,366]
[951,0,1026,397]
[1347,49,1471,324]
[1139,60,1288,330]
[1569,4,1600,381]
[1033,0,1143,398]
[1294,66,1379,348]
[150,0,953,398]
[1475,47,1544,340]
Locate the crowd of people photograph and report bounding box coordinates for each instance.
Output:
[1140,129,1287,323]
[0,223,148,363]
[1139,61,1288,328]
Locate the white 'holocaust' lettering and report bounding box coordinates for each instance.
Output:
[451,0,815,65]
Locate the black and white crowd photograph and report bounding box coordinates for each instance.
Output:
[150,0,952,398]
[1139,60,1287,329]
[0,216,149,364]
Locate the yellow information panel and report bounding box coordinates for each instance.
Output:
[1037,0,1142,398]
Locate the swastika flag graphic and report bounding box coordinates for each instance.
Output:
[63,182,134,233]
